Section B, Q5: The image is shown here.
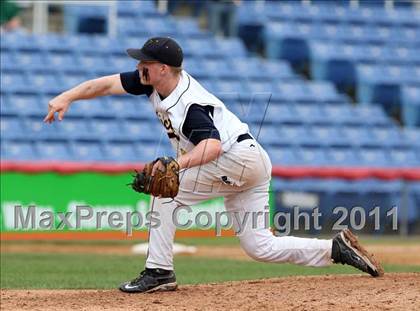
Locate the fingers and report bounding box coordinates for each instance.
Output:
[43,110,55,123]
[44,104,67,123]
[151,160,165,177]
[58,107,67,121]
[151,161,159,177]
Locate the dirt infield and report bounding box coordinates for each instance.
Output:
[1,273,419,311]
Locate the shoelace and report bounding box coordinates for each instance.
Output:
[130,270,149,285]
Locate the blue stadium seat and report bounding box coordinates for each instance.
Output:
[370,126,407,148]
[108,54,137,72]
[70,98,112,118]
[357,147,390,167]
[352,104,392,127]
[0,93,16,115]
[308,125,348,147]
[264,21,311,67]
[34,34,70,53]
[397,26,420,46]
[310,42,357,89]
[254,125,280,146]
[340,125,378,147]
[228,58,265,80]
[263,104,301,124]
[1,116,26,139]
[183,57,209,79]
[232,100,267,124]
[35,140,73,160]
[388,147,419,167]
[63,5,108,35]
[183,38,223,58]
[66,35,103,53]
[134,142,165,162]
[89,118,124,140]
[14,51,47,71]
[214,38,247,58]
[327,147,360,166]
[104,141,138,162]
[29,71,64,94]
[382,65,413,85]
[118,17,147,36]
[0,33,39,51]
[58,117,92,140]
[213,80,246,99]
[117,0,158,17]
[175,18,209,38]
[370,7,414,27]
[121,119,160,142]
[242,80,283,102]
[201,59,235,79]
[401,86,420,127]
[307,81,342,103]
[356,64,401,114]
[91,36,125,55]
[293,104,330,125]
[197,78,216,94]
[277,125,314,147]
[24,116,63,140]
[274,81,313,103]
[8,93,44,116]
[142,18,178,37]
[322,105,359,125]
[47,52,81,71]
[76,53,108,71]
[296,146,329,166]
[1,140,38,160]
[369,25,400,44]
[71,140,105,161]
[1,50,17,70]
[402,127,420,148]
[266,146,300,165]
[258,60,296,80]
[0,71,28,93]
[60,71,91,90]
[384,46,419,65]
[107,95,150,119]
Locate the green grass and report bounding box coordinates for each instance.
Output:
[176,235,420,246]
[1,252,419,289]
[1,235,418,248]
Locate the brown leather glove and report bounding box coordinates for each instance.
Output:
[131,156,179,198]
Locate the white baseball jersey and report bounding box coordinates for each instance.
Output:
[148,70,249,157]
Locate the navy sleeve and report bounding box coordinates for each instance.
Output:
[120,70,153,96]
[182,104,221,145]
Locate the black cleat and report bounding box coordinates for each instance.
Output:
[332,229,384,277]
[119,268,177,293]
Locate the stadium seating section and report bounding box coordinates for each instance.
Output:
[1,1,419,231]
[238,1,420,126]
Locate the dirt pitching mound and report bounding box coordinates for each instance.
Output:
[2,273,419,311]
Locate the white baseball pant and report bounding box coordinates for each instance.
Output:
[145,140,332,270]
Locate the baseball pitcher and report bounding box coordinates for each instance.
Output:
[44,37,383,293]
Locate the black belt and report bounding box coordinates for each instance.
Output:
[236,133,253,143]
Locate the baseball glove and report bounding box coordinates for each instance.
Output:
[131,156,180,198]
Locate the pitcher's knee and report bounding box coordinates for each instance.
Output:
[240,240,273,262]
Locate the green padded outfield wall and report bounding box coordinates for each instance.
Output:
[1,172,274,233]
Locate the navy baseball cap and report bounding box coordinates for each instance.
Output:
[127,37,183,67]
